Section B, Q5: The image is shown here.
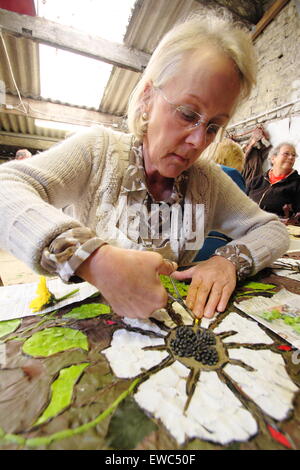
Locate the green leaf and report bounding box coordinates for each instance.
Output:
[22,327,89,357]
[63,303,111,320]
[292,323,300,334]
[107,397,157,450]
[34,363,89,426]
[282,316,300,334]
[160,275,189,297]
[25,378,140,448]
[0,319,21,339]
[283,316,296,326]
[260,309,282,322]
[242,281,276,291]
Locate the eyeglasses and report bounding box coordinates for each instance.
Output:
[279,151,297,159]
[154,87,223,142]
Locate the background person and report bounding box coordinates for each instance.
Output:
[193,138,246,261]
[15,149,32,160]
[247,142,300,223]
[0,16,289,321]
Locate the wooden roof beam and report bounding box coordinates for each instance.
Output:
[0,131,59,150]
[252,0,290,41]
[2,94,123,128]
[0,8,150,72]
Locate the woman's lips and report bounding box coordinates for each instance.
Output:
[168,153,187,163]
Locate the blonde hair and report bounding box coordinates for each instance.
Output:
[211,138,245,172]
[127,15,257,140]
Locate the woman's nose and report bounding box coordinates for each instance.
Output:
[184,124,208,150]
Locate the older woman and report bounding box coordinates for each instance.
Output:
[247,142,300,220]
[0,16,289,321]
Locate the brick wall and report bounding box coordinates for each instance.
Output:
[230,0,300,129]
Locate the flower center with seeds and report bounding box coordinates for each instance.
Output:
[168,325,228,370]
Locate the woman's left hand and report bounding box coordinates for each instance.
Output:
[171,256,236,319]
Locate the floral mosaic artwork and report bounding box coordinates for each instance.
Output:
[103,305,298,446]
[0,275,299,450]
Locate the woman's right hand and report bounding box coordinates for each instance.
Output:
[76,245,177,318]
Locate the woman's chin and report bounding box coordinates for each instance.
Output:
[160,161,188,178]
[160,167,183,179]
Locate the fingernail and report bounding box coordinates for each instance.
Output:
[194,310,203,319]
[204,310,213,318]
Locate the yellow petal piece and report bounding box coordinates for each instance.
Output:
[29,276,54,312]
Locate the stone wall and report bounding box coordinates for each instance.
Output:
[230,0,300,129]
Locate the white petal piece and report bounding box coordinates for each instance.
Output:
[134,363,257,445]
[200,316,217,329]
[123,317,167,335]
[151,301,194,329]
[102,329,168,378]
[150,308,178,329]
[225,348,298,421]
[171,302,194,325]
[214,312,273,344]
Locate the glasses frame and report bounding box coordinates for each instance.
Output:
[154,87,223,140]
[278,151,298,159]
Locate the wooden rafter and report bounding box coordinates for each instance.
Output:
[0,8,150,72]
[252,0,290,41]
[0,131,60,150]
[3,94,123,128]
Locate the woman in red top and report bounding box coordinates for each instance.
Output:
[247,143,300,222]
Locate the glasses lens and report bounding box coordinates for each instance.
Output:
[158,88,222,140]
[175,106,199,126]
[177,108,221,138]
[282,152,296,159]
[206,123,221,137]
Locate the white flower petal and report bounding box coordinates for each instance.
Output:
[134,364,257,445]
[150,308,177,329]
[214,312,273,344]
[123,317,167,335]
[225,348,298,420]
[200,317,216,328]
[102,329,168,378]
[172,302,194,325]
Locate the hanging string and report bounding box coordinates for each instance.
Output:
[0,29,27,114]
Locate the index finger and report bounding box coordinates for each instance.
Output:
[158,259,178,276]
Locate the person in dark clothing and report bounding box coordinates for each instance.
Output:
[247,143,300,223]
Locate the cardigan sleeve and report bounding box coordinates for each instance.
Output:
[0,126,108,273]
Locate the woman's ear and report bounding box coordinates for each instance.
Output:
[141,80,154,112]
[270,155,276,166]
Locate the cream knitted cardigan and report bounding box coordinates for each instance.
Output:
[0,126,289,275]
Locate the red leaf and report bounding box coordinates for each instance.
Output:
[267,424,292,448]
[276,345,292,351]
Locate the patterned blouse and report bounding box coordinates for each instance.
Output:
[41,143,253,283]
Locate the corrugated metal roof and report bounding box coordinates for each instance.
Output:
[0,32,40,98]
[0,0,198,144]
[0,0,271,152]
[0,30,66,141]
[100,0,195,116]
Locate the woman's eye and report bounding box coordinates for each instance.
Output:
[207,124,221,134]
[177,106,198,123]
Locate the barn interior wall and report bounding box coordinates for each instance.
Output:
[230,0,300,170]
